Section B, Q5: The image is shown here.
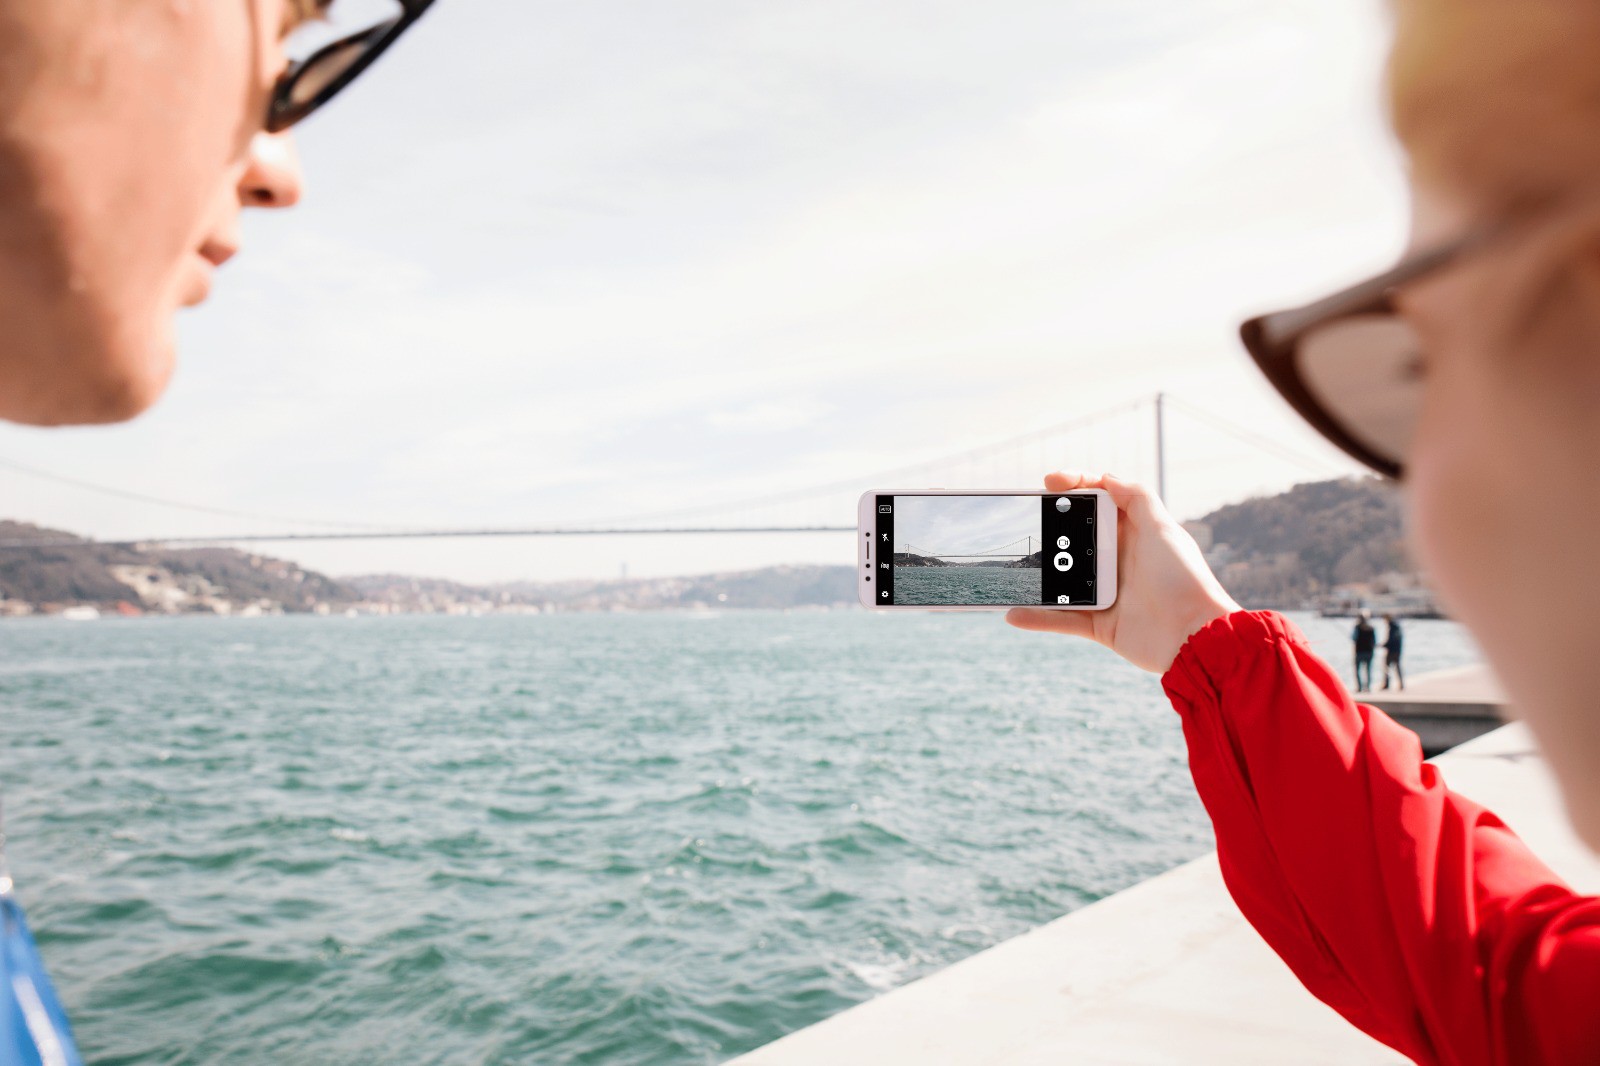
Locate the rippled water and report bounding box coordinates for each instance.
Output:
[892,568,1038,605]
[0,611,1479,1065]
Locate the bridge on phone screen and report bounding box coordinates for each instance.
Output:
[0,391,1357,550]
[898,536,1039,561]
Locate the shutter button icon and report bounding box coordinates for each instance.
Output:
[1053,551,1073,571]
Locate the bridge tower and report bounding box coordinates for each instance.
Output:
[1155,391,1167,503]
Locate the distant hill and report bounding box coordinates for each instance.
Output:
[0,521,356,614]
[891,552,948,567]
[0,522,143,605]
[0,478,1414,616]
[488,565,858,611]
[1003,550,1044,569]
[1186,478,1412,608]
[0,521,857,614]
[347,565,859,613]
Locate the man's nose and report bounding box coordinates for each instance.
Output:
[239,131,304,209]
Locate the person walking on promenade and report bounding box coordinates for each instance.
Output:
[0,2,433,1061]
[1383,614,1406,691]
[1010,0,1600,1061]
[1353,609,1378,692]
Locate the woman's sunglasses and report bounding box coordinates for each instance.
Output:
[1239,229,1494,481]
[267,0,436,133]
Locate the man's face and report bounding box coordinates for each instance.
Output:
[0,0,305,426]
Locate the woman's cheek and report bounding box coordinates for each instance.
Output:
[1404,357,1508,626]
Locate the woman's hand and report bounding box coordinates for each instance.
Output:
[1006,471,1240,673]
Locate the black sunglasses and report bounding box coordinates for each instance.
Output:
[267,0,436,133]
[1238,230,1494,481]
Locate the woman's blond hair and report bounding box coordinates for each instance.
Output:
[1390,0,1600,213]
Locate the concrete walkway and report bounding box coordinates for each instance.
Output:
[1365,664,1508,755]
[727,721,1600,1065]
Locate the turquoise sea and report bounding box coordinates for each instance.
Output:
[0,610,1479,1065]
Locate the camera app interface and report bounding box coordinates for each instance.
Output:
[874,494,1096,606]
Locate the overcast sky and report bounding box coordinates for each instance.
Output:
[892,495,1041,559]
[0,0,1406,584]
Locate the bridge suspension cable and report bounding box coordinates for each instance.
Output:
[0,525,854,550]
[0,391,1355,549]
[1161,395,1344,477]
[0,396,1150,544]
[898,535,1036,559]
[591,396,1153,527]
[0,455,412,532]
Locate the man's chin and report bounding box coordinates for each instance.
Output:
[179,257,215,307]
[0,343,176,426]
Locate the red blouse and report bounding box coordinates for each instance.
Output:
[1161,611,1600,1065]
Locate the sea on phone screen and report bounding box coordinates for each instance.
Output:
[892,567,1040,605]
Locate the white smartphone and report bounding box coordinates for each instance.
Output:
[858,489,1118,610]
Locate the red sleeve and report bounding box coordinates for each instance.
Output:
[1161,610,1600,1066]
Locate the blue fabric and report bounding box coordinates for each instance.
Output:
[1,894,83,1066]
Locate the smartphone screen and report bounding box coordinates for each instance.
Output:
[873,493,1097,606]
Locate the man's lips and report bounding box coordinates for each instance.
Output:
[181,242,238,307]
[198,240,239,269]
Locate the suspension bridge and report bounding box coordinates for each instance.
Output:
[0,392,1354,551]
[899,537,1039,562]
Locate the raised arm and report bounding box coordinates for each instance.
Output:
[1166,610,1600,1064]
[1008,472,1600,1066]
